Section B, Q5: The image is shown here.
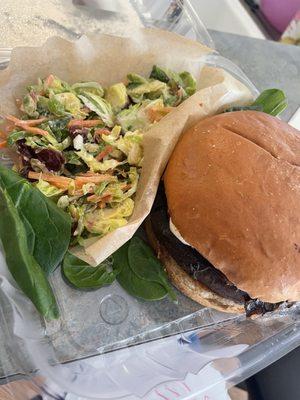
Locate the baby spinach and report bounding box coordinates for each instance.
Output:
[113,237,176,302]
[113,241,168,301]
[0,165,71,275]
[62,237,176,301]
[128,237,176,301]
[0,186,59,320]
[62,252,116,290]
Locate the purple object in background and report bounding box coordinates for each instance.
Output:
[261,0,300,33]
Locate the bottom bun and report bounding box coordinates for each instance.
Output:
[146,219,244,314]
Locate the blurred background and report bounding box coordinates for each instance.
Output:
[1,0,300,47]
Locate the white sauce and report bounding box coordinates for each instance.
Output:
[73,134,84,150]
[169,218,191,247]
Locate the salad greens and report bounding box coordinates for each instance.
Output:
[0,65,193,317]
[5,66,196,243]
[62,252,116,289]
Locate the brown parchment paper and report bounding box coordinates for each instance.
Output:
[0,28,253,265]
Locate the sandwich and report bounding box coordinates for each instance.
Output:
[146,110,300,315]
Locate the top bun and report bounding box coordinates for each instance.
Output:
[164,111,300,303]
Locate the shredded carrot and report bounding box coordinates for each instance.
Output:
[0,130,7,139]
[28,171,72,189]
[94,128,110,136]
[75,174,115,188]
[77,171,109,177]
[6,115,47,127]
[97,195,112,208]
[72,186,95,196]
[25,117,47,126]
[86,194,102,203]
[122,183,132,191]
[5,115,23,124]
[67,119,103,128]
[5,115,48,136]
[100,194,112,203]
[86,193,112,203]
[0,140,7,148]
[95,145,113,161]
[21,125,49,136]
[86,193,113,203]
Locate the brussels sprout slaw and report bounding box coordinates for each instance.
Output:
[4,66,196,242]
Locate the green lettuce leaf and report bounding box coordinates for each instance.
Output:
[84,198,134,236]
[78,93,114,127]
[71,81,104,97]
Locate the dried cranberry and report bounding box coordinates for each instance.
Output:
[16,139,35,160]
[36,148,65,171]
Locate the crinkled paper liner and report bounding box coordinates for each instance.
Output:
[0,28,253,265]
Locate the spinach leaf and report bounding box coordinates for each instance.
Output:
[128,237,176,301]
[62,252,116,290]
[113,240,173,301]
[251,89,287,116]
[0,186,59,319]
[78,93,114,127]
[0,165,71,275]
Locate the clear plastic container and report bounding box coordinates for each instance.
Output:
[0,1,299,399]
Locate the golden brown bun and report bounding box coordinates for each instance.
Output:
[164,111,300,304]
[145,219,244,314]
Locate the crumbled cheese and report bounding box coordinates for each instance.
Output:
[73,134,84,150]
